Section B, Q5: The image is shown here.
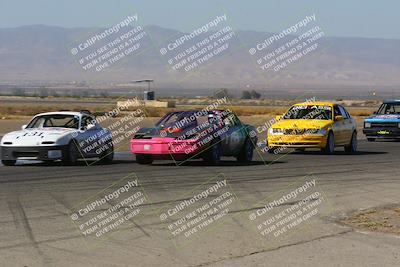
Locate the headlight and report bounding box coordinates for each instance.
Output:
[364,122,371,128]
[316,129,327,135]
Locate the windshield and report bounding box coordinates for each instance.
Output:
[377,103,400,115]
[156,111,204,129]
[27,115,80,129]
[283,105,333,120]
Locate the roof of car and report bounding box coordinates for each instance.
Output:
[383,100,400,104]
[34,111,85,117]
[294,101,335,106]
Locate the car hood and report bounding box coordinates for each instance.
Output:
[134,126,194,138]
[272,119,332,129]
[365,114,400,123]
[1,127,76,146]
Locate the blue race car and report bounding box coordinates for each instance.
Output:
[363,100,400,141]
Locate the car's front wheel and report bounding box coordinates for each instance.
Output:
[345,132,358,154]
[203,142,221,165]
[322,132,335,154]
[136,154,153,164]
[237,139,254,163]
[63,141,79,165]
[1,160,16,166]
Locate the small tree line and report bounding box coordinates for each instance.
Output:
[9,88,110,98]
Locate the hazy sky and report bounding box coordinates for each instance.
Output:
[1,0,399,39]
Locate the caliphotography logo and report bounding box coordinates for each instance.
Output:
[1,1,399,267]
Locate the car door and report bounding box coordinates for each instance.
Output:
[221,113,246,156]
[338,105,353,144]
[76,115,101,157]
[332,105,346,145]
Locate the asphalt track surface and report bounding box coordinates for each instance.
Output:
[1,140,400,266]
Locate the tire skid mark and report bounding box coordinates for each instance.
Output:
[6,196,52,266]
[51,187,153,239]
[107,198,151,238]
[0,155,398,183]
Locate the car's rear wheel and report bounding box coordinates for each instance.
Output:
[237,139,254,163]
[136,154,153,164]
[322,132,335,154]
[1,160,16,166]
[367,138,376,142]
[345,132,358,154]
[203,142,221,165]
[63,141,79,165]
[99,143,114,164]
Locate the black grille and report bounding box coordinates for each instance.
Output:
[283,129,313,135]
[371,122,397,128]
[13,151,39,158]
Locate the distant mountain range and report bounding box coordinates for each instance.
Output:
[0,25,400,90]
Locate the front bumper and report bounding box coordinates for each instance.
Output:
[267,134,327,148]
[363,128,400,139]
[1,145,68,161]
[130,138,202,156]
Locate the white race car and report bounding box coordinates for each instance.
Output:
[0,111,114,166]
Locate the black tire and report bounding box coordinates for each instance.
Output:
[367,138,376,142]
[322,132,335,154]
[268,147,278,154]
[237,139,254,163]
[345,132,358,154]
[63,141,79,165]
[136,154,153,165]
[99,143,114,164]
[203,142,221,165]
[1,160,16,166]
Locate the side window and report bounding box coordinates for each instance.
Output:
[338,106,349,119]
[345,109,351,118]
[81,116,96,130]
[334,105,341,117]
[232,114,241,125]
[223,113,240,126]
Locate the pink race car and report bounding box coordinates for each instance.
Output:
[130,110,257,165]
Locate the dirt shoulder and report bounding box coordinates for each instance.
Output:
[342,206,400,235]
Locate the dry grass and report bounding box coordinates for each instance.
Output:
[0,105,108,117]
[0,96,377,118]
[0,105,374,118]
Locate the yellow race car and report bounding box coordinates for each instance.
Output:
[267,102,357,154]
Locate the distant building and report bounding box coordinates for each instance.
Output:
[144,91,155,100]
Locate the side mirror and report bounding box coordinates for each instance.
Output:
[275,115,282,121]
[373,111,377,115]
[21,125,27,130]
[335,115,344,121]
